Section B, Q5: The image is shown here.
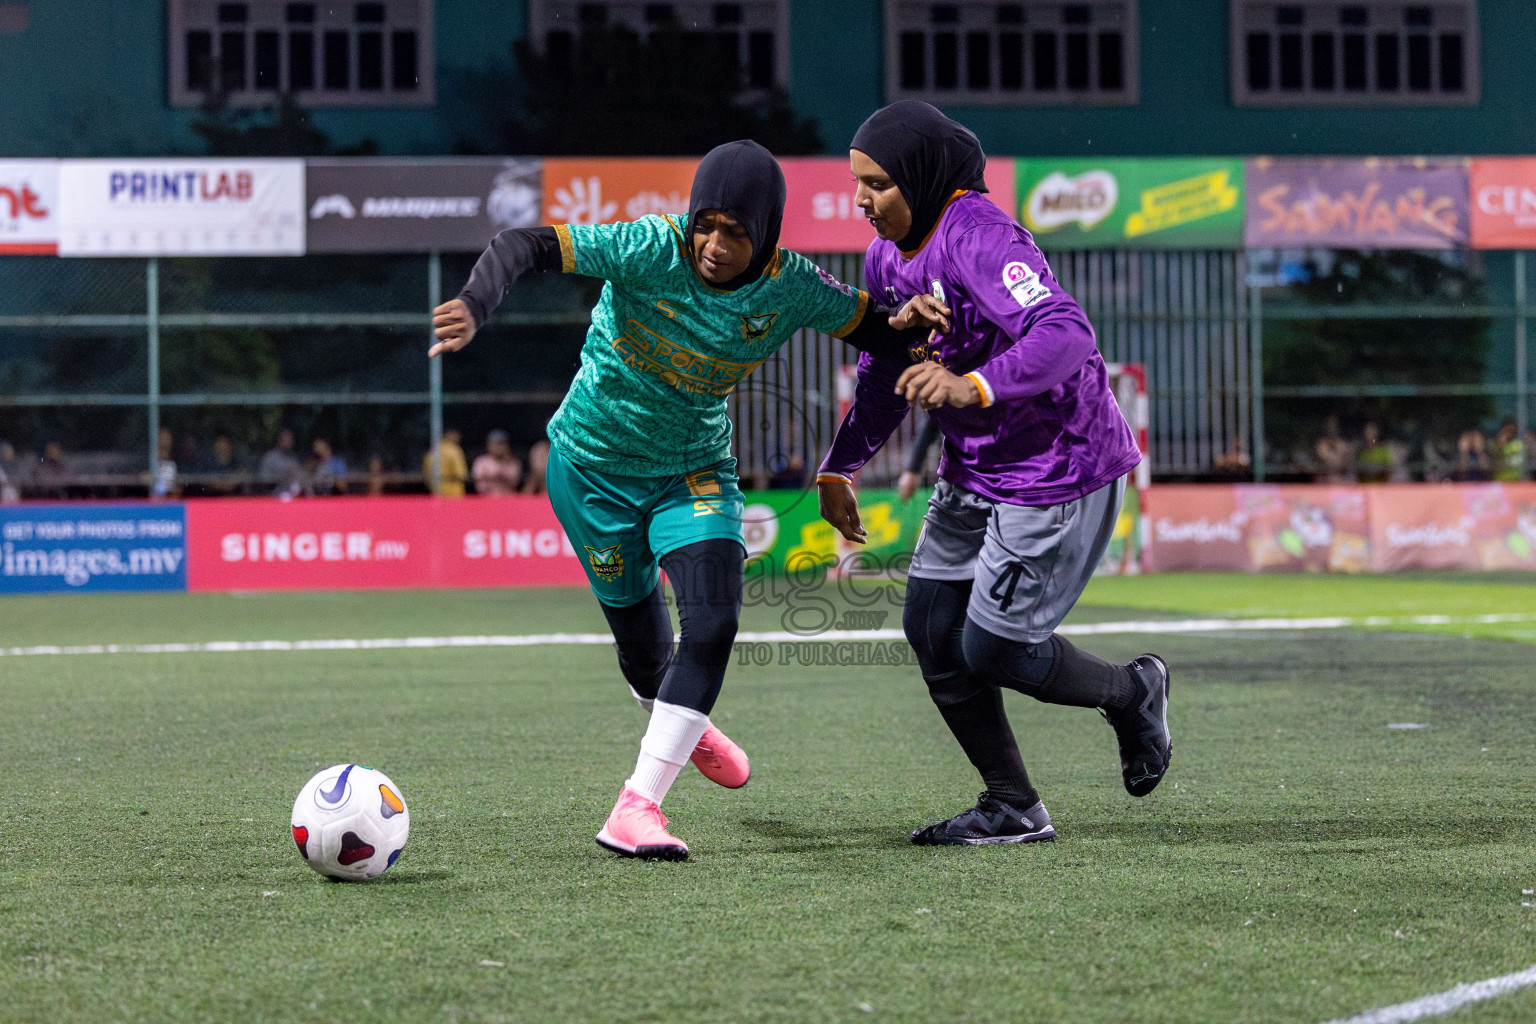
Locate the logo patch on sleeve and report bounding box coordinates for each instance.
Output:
[1002,261,1051,309]
[814,267,856,297]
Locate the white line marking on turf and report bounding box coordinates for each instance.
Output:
[0,611,1532,658]
[1319,962,1536,1024]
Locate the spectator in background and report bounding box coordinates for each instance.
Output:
[424,428,469,496]
[0,441,17,503]
[202,432,244,495]
[151,427,178,498]
[259,428,304,499]
[1356,421,1393,484]
[472,429,523,495]
[31,440,70,498]
[1491,418,1526,482]
[176,433,201,474]
[1210,433,1253,481]
[1313,414,1355,483]
[520,439,549,496]
[1454,429,1491,481]
[311,437,348,495]
[366,454,388,496]
[767,452,807,490]
[897,415,941,501]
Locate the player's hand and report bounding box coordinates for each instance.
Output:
[895,361,981,411]
[896,470,922,502]
[818,477,866,544]
[889,293,951,333]
[430,298,477,358]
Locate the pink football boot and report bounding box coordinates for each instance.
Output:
[690,722,751,788]
[595,786,689,861]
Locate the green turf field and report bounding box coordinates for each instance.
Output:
[2,573,1534,1023]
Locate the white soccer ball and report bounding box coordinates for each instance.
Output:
[290,763,410,881]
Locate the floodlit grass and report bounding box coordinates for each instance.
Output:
[1,574,1535,1023]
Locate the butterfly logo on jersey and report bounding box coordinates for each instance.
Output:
[739,312,780,341]
[585,544,625,580]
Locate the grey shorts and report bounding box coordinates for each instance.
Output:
[908,478,1126,644]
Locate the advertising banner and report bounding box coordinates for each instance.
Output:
[1370,483,1536,572]
[0,504,186,594]
[1149,483,1536,572]
[58,159,305,256]
[1468,158,1536,249]
[1244,158,1469,249]
[742,483,1141,577]
[305,159,542,253]
[1016,158,1243,249]
[0,159,58,254]
[185,496,589,592]
[779,156,1017,254]
[541,158,697,226]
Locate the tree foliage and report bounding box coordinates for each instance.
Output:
[1263,249,1493,458]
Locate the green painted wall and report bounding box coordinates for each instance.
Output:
[1,1,1534,158]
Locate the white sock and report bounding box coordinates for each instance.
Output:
[625,701,709,806]
[627,686,656,713]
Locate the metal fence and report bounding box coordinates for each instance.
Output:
[0,248,1530,493]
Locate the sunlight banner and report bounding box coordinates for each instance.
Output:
[1150,483,1536,572]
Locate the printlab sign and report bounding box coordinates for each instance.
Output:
[0,505,187,594]
[57,159,305,256]
[305,159,542,253]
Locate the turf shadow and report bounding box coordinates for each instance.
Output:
[1067,814,1527,849]
[733,817,906,853]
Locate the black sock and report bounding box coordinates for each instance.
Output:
[1040,634,1137,711]
[931,682,1039,810]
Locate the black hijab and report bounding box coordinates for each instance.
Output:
[850,101,989,252]
[686,140,787,290]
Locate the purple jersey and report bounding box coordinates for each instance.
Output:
[819,190,1140,506]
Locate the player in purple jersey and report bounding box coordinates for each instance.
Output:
[817,102,1173,846]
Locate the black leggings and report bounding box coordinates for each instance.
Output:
[599,538,743,715]
[904,576,1128,710]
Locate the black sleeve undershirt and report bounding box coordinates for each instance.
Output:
[839,302,921,359]
[904,415,942,474]
[457,226,563,328]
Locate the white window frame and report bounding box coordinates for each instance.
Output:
[1230,1,1479,107]
[167,0,436,108]
[884,0,1139,107]
[527,1,790,93]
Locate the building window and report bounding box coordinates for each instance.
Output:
[529,1,788,91]
[167,0,434,107]
[1232,1,1478,106]
[885,1,1138,106]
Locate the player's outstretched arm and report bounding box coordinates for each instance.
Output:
[430,226,563,358]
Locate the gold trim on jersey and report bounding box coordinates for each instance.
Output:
[829,289,871,339]
[554,224,576,273]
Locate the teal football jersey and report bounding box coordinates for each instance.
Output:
[546,215,868,477]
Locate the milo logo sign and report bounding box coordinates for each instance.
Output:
[1016,158,1244,250]
[1025,170,1118,232]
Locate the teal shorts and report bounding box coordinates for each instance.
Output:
[546,446,746,606]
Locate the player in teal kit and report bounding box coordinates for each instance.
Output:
[431,141,911,859]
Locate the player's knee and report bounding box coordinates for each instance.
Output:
[903,577,969,678]
[961,620,1055,694]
